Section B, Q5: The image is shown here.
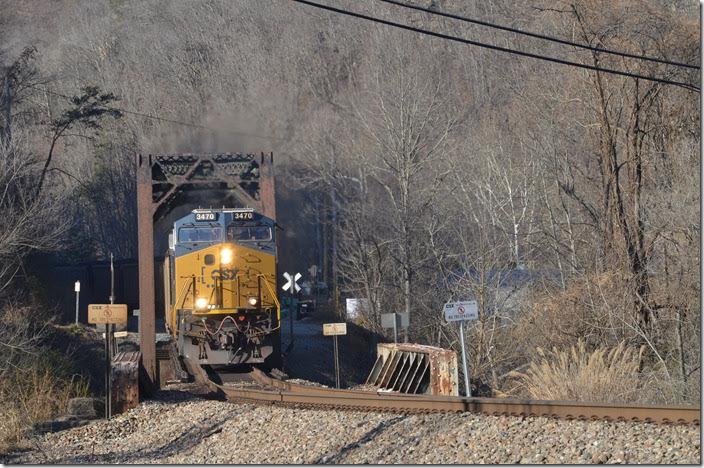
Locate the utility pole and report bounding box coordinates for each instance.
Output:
[330,185,339,317]
[107,252,115,418]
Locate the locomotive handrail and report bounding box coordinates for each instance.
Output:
[175,275,196,310]
[219,272,279,310]
[257,273,280,310]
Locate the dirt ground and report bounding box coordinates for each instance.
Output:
[280,310,378,387]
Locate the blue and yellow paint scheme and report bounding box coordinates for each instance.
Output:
[164,208,280,366]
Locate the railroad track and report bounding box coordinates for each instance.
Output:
[182,358,700,425]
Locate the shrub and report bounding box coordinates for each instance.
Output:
[0,367,88,453]
[508,339,645,403]
[0,304,89,454]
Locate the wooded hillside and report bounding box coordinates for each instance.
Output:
[0,0,700,405]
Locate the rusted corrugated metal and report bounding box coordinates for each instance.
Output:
[111,351,140,414]
[366,343,459,396]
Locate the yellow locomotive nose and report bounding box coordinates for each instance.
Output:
[167,208,280,367]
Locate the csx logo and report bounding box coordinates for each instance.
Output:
[211,268,238,280]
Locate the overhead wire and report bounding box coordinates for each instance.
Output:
[378,0,700,70]
[290,0,699,92]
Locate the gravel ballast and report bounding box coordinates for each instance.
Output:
[3,386,700,464]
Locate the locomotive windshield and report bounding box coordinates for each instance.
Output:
[227,225,272,242]
[178,227,222,243]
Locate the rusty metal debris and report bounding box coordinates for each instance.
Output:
[365,343,459,396]
[111,351,140,414]
[156,341,188,387]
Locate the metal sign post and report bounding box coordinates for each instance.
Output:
[74,281,80,325]
[381,312,409,344]
[109,253,115,359]
[458,321,469,398]
[323,322,347,389]
[105,327,111,419]
[443,300,478,397]
[393,313,398,343]
[282,272,302,348]
[333,335,340,389]
[88,303,128,419]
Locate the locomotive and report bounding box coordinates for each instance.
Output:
[163,207,281,368]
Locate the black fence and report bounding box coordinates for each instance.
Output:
[40,258,165,331]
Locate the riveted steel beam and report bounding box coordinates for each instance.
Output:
[136,154,156,391]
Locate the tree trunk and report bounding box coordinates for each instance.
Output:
[1,72,11,147]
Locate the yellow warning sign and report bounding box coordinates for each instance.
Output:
[323,322,347,336]
[88,304,128,324]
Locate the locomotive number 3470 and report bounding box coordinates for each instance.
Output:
[195,212,217,221]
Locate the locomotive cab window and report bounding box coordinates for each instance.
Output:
[227,225,272,242]
[178,227,222,243]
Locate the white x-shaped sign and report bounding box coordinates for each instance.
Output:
[282,272,302,293]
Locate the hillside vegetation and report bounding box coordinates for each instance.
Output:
[0,0,699,423]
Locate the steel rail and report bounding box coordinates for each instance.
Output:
[183,359,700,425]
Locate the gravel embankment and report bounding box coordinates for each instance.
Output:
[3,386,700,464]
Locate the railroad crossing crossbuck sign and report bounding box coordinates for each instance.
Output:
[282,272,302,293]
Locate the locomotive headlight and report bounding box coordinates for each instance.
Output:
[220,248,233,265]
[195,297,209,310]
[247,296,258,306]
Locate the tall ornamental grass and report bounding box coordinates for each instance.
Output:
[510,340,644,403]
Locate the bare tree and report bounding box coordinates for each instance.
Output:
[0,131,70,296]
[36,86,121,196]
[349,36,459,339]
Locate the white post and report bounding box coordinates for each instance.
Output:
[393,312,398,344]
[74,281,81,324]
[459,321,471,397]
[109,252,115,304]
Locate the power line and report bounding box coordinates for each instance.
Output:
[378,0,700,70]
[29,84,282,141]
[291,0,699,92]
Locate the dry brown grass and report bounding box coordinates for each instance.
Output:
[0,365,89,454]
[0,302,90,454]
[508,339,645,404]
